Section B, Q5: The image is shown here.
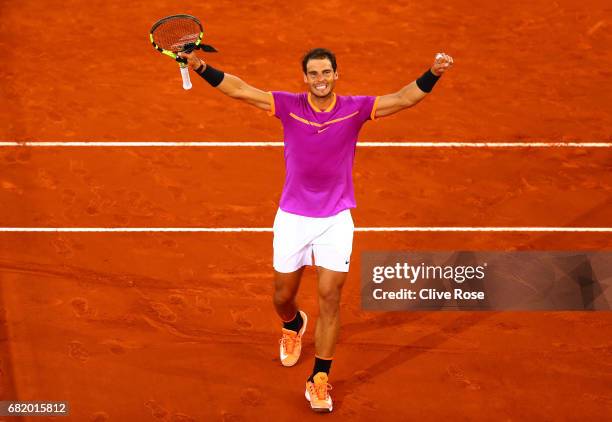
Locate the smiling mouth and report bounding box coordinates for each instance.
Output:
[314,84,327,92]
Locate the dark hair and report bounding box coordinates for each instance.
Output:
[301,48,337,74]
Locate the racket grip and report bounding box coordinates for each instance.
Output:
[180,64,192,90]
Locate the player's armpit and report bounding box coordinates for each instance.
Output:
[217,74,272,112]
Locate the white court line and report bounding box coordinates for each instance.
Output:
[0,141,611,148]
[0,227,610,233]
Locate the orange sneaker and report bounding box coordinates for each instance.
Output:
[305,372,333,413]
[279,310,308,367]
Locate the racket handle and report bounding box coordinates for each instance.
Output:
[179,63,192,90]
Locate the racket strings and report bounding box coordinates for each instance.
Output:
[152,18,201,52]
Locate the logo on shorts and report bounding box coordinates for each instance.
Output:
[345,260,350,264]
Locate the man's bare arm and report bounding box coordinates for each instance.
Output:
[375,53,454,118]
[178,51,272,112]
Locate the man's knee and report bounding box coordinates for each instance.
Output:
[273,268,302,306]
[273,285,296,306]
[318,283,343,307]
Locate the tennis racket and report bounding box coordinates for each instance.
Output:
[149,14,218,90]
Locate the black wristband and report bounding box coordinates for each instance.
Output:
[415,69,440,93]
[196,63,225,87]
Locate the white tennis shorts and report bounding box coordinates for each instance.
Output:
[273,208,355,273]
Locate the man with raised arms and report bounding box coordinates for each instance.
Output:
[179,47,453,413]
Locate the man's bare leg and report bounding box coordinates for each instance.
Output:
[274,267,308,367]
[273,267,304,321]
[304,266,347,412]
[314,266,347,358]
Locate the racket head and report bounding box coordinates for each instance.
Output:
[149,14,204,61]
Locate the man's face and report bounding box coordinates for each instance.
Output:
[303,58,338,98]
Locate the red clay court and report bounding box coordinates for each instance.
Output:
[1,0,611,420]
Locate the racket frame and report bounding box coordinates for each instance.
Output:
[149,14,204,63]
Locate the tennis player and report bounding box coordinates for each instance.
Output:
[179,47,453,413]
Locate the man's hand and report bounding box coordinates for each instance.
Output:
[178,51,205,71]
[431,53,454,76]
